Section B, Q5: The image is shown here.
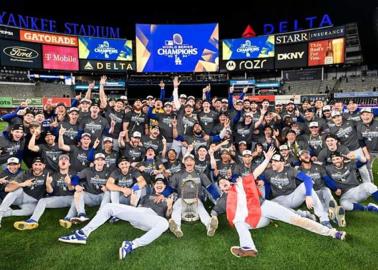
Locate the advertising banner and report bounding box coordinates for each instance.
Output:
[275,43,308,69]
[136,23,219,72]
[12,98,42,107]
[42,45,79,71]
[0,97,13,108]
[79,37,132,61]
[275,30,309,45]
[79,60,134,72]
[309,26,345,41]
[0,40,42,68]
[222,35,274,60]
[20,29,78,46]
[42,97,71,107]
[308,38,345,66]
[221,58,274,72]
[0,25,19,40]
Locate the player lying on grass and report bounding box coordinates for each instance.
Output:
[58,174,173,260]
[210,148,347,258]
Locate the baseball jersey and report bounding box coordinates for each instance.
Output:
[50,170,76,196]
[330,120,360,151]
[139,194,169,217]
[263,167,299,198]
[325,162,360,192]
[15,169,49,199]
[109,168,141,188]
[169,170,212,198]
[357,120,378,152]
[77,167,111,195]
[300,164,327,191]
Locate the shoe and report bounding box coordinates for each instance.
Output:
[230,246,257,258]
[70,214,90,224]
[335,206,346,227]
[119,240,133,260]
[109,216,120,224]
[207,216,218,237]
[168,219,183,238]
[367,203,378,212]
[304,211,317,222]
[320,221,333,229]
[333,231,346,240]
[58,229,87,244]
[328,200,337,222]
[14,219,39,231]
[59,218,72,229]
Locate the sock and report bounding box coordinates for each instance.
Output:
[353,203,367,211]
[371,191,378,202]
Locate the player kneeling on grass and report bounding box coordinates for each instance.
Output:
[14,156,75,230]
[325,152,378,220]
[58,174,173,260]
[210,148,347,258]
[167,154,220,238]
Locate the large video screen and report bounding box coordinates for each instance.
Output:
[136,23,219,72]
[79,37,133,61]
[308,38,345,66]
[222,35,274,60]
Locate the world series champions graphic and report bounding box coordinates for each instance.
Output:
[136,23,219,72]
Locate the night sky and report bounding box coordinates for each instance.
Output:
[0,0,377,64]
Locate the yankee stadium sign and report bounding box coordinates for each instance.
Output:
[0,11,120,38]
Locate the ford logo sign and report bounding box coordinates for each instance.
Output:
[3,46,39,59]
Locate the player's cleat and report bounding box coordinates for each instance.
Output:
[109,216,120,224]
[70,214,90,224]
[207,216,218,237]
[59,218,72,229]
[168,219,183,238]
[230,246,257,258]
[320,220,333,229]
[333,230,346,240]
[304,211,317,222]
[14,219,39,231]
[58,229,87,244]
[367,203,378,212]
[119,240,133,260]
[328,200,337,222]
[335,206,346,227]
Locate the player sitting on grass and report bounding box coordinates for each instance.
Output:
[58,174,173,260]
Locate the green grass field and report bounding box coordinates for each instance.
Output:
[0,122,377,270]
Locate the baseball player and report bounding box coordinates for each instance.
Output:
[58,174,172,260]
[168,154,220,238]
[325,152,378,222]
[260,154,332,228]
[0,124,25,168]
[0,156,24,201]
[61,153,111,225]
[0,157,47,228]
[13,156,75,230]
[298,150,345,226]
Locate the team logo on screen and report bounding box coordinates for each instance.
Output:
[94,41,118,59]
[236,40,259,57]
[157,33,198,66]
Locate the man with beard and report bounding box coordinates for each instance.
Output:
[80,101,111,141]
[0,157,47,228]
[14,156,74,230]
[330,110,372,182]
[168,155,220,238]
[59,128,93,172]
[123,99,148,142]
[58,174,172,260]
[106,157,146,205]
[325,152,378,224]
[28,128,63,172]
[142,126,166,157]
[298,150,344,226]
[260,153,332,228]
[119,131,146,167]
[197,99,218,135]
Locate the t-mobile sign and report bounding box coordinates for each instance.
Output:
[42,45,78,71]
